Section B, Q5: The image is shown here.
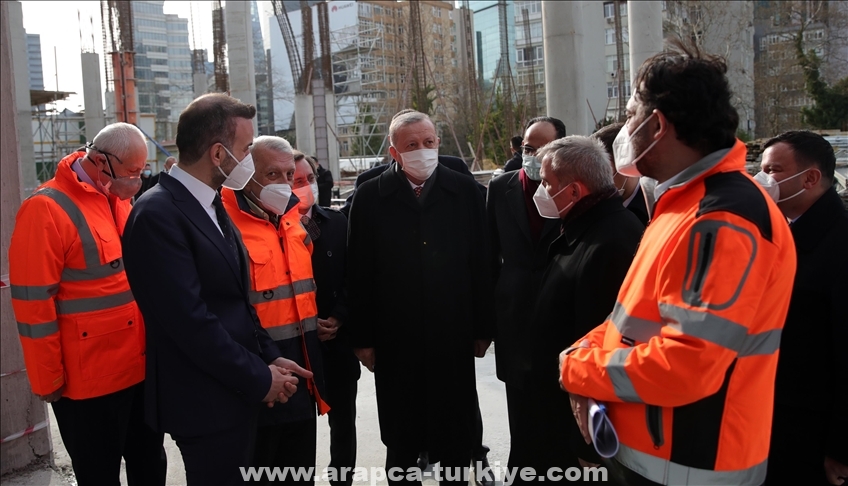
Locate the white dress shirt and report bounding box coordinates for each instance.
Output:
[168,164,223,235]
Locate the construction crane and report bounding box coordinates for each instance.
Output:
[272,1,304,95]
[101,0,137,124]
[522,8,537,120]
[212,0,228,92]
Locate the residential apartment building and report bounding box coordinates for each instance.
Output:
[513,0,545,117]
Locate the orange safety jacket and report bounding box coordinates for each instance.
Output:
[222,188,329,415]
[9,151,145,399]
[560,141,796,485]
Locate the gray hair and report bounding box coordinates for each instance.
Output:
[89,122,146,160]
[388,110,435,144]
[251,135,293,157]
[537,136,615,193]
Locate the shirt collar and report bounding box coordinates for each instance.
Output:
[168,164,218,210]
[71,157,102,193]
[654,148,732,201]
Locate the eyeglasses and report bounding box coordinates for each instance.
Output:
[85,142,125,178]
[521,145,538,155]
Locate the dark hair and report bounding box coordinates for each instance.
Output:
[764,130,836,185]
[634,37,738,156]
[591,122,624,162]
[510,136,523,150]
[176,93,256,165]
[525,117,566,139]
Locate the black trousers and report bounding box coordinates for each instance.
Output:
[387,447,471,486]
[325,373,358,486]
[172,415,257,486]
[765,403,830,485]
[51,382,165,486]
[252,417,318,485]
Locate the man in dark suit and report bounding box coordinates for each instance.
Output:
[503,136,524,172]
[529,136,643,480]
[486,116,565,475]
[291,151,360,486]
[346,111,494,485]
[591,123,649,227]
[759,131,848,486]
[122,93,308,485]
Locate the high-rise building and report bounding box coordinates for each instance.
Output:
[753,0,847,138]
[130,1,192,140]
[513,0,544,117]
[471,1,516,92]
[26,32,44,90]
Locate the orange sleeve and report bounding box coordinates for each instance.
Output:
[561,213,789,407]
[9,196,68,395]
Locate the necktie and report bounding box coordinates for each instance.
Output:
[212,194,241,270]
[414,185,423,198]
[301,215,321,242]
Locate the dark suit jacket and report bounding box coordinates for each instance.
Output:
[310,205,360,381]
[503,152,523,172]
[772,187,848,464]
[346,164,493,454]
[122,172,280,437]
[340,155,485,216]
[529,195,644,463]
[486,170,560,387]
[625,185,650,227]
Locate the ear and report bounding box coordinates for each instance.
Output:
[652,110,670,141]
[389,145,400,165]
[803,168,822,188]
[209,143,225,168]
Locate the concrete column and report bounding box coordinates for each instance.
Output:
[193,72,207,99]
[294,93,315,156]
[6,1,38,193]
[324,89,339,182]
[225,0,258,135]
[542,1,607,135]
[81,52,105,141]
[628,1,664,85]
[1,1,52,475]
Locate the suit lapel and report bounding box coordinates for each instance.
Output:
[160,173,243,282]
[505,172,534,244]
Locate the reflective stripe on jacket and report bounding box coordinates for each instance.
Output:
[222,188,329,415]
[560,140,796,485]
[10,152,145,399]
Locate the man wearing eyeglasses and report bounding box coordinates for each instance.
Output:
[9,122,167,485]
[485,116,568,480]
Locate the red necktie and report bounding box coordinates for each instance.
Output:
[414,186,423,198]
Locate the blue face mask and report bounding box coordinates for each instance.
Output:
[143,170,152,177]
[522,154,542,181]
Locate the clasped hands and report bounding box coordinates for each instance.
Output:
[263,357,313,408]
[559,339,600,469]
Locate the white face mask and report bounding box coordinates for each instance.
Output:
[219,146,256,190]
[522,154,542,181]
[613,113,660,178]
[292,182,316,210]
[251,178,292,216]
[753,168,810,203]
[400,148,439,180]
[532,182,574,219]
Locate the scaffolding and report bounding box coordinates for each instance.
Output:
[330,19,391,172]
[31,108,90,184]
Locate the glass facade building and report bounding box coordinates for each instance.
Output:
[470,1,515,91]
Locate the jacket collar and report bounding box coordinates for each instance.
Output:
[791,187,847,252]
[558,195,627,249]
[377,164,460,211]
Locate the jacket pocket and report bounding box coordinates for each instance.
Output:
[77,302,143,381]
[246,245,280,291]
[646,405,664,448]
[93,223,123,264]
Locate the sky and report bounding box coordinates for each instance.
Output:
[18,1,255,113]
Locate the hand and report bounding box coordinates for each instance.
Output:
[354,347,375,373]
[474,339,492,358]
[578,458,600,468]
[569,393,592,445]
[271,357,314,380]
[825,456,848,485]
[317,317,340,342]
[38,386,65,403]
[263,365,299,408]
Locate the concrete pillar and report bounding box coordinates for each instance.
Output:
[324,89,339,182]
[6,1,38,193]
[1,1,52,475]
[542,1,607,135]
[193,72,207,99]
[628,1,664,85]
[225,0,258,135]
[81,52,105,141]
[294,93,315,156]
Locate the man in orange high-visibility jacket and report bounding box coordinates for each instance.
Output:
[9,123,166,486]
[223,135,329,483]
[559,40,796,486]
